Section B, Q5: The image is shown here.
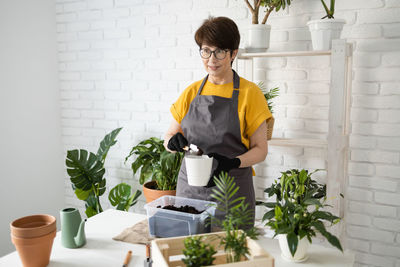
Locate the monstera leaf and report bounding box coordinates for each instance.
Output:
[108,183,142,211]
[96,127,122,163]
[66,149,105,191]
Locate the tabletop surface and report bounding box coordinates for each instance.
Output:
[1,209,354,267]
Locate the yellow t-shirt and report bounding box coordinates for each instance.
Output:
[170,77,272,149]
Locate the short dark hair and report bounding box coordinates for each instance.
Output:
[194,16,240,50]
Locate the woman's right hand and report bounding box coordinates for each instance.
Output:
[167,132,188,152]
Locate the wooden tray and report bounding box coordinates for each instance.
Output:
[152,231,274,267]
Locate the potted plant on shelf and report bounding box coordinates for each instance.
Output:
[66,128,141,217]
[257,169,343,262]
[125,137,184,203]
[307,0,345,50]
[244,0,293,52]
[258,82,279,140]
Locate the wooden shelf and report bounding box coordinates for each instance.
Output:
[238,50,331,59]
[268,138,327,148]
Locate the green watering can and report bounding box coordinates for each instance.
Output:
[60,208,87,248]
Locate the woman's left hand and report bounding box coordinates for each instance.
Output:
[206,153,241,187]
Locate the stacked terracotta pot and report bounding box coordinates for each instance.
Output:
[10,214,56,267]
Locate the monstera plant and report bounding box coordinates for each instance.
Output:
[66,128,141,217]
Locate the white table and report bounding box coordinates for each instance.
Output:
[0,209,354,267]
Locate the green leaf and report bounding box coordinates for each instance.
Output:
[287,232,299,257]
[304,198,321,206]
[96,127,122,163]
[262,209,276,221]
[75,188,91,200]
[85,206,97,218]
[66,149,105,191]
[311,221,343,252]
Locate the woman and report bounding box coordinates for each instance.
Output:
[164,16,271,225]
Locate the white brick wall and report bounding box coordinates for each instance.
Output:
[56,0,400,265]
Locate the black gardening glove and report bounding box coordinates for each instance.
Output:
[167,132,188,152]
[205,153,241,188]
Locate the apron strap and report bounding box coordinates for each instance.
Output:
[196,70,240,96]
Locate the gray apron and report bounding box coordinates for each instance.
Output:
[177,70,255,225]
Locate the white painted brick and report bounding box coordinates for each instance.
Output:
[131,4,159,15]
[382,52,400,67]
[347,24,382,39]
[352,149,399,164]
[103,50,129,60]
[119,101,146,112]
[304,120,328,133]
[160,0,192,14]
[308,69,330,81]
[57,32,77,42]
[57,23,66,33]
[268,15,310,30]
[105,111,131,120]
[287,56,329,69]
[60,91,78,100]
[383,23,400,38]
[87,0,113,9]
[346,238,370,253]
[145,14,177,26]
[62,109,80,118]
[352,82,379,94]
[288,29,310,41]
[336,0,384,10]
[67,22,90,32]
[372,243,400,257]
[160,24,192,37]
[117,17,145,28]
[347,213,372,226]
[380,82,400,95]
[375,191,400,205]
[307,95,329,107]
[353,95,400,109]
[93,101,119,110]
[63,2,87,12]
[81,71,106,81]
[78,10,102,20]
[267,69,307,81]
[67,41,90,51]
[374,217,400,231]
[287,82,329,94]
[358,7,400,23]
[353,52,381,67]
[347,188,373,202]
[69,81,94,90]
[357,39,400,52]
[270,31,289,42]
[116,59,144,70]
[62,128,81,136]
[355,67,400,82]
[59,52,77,62]
[82,128,107,137]
[386,0,400,7]
[121,80,147,91]
[353,122,400,137]
[78,51,102,61]
[376,165,400,179]
[350,107,378,122]
[92,61,116,71]
[378,137,400,151]
[95,81,120,91]
[79,92,104,100]
[130,48,158,59]
[349,175,398,192]
[355,252,395,267]
[379,110,400,123]
[104,91,130,101]
[58,43,67,52]
[56,13,77,23]
[104,29,130,39]
[257,57,287,69]
[269,41,309,52]
[62,119,93,128]
[103,8,130,18]
[91,40,117,49]
[349,201,397,217]
[115,0,143,7]
[93,120,119,129]
[66,62,90,71]
[59,72,80,81]
[78,31,103,40]
[118,39,146,49]
[106,71,132,81]
[81,110,105,119]
[56,3,63,13]
[287,107,328,120]
[347,225,394,242]
[348,162,375,175]
[132,112,159,122]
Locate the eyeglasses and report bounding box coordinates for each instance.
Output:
[199,48,230,60]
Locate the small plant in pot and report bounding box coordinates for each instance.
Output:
[66,128,141,217]
[125,137,184,203]
[258,82,279,140]
[182,235,217,267]
[307,0,345,50]
[244,0,293,52]
[257,169,343,262]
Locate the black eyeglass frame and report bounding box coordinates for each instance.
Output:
[199,48,231,60]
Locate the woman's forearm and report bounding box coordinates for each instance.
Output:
[237,144,268,167]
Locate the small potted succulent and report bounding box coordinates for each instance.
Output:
[66,128,141,218]
[257,169,343,262]
[307,0,345,50]
[125,137,184,203]
[258,82,279,140]
[244,0,293,52]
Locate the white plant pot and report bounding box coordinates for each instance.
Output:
[185,155,213,186]
[307,19,345,50]
[246,24,271,52]
[278,234,310,262]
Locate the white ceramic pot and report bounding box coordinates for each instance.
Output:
[185,155,213,186]
[307,19,345,50]
[278,234,310,262]
[246,24,271,52]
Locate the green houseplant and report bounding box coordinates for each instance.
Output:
[66,128,141,217]
[125,137,184,202]
[258,169,343,261]
[209,172,259,263]
[182,235,217,267]
[244,0,293,52]
[307,0,345,50]
[258,82,279,140]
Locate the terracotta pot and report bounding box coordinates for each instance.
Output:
[11,214,56,239]
[11,230,56,267]
[143,181,176,203]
